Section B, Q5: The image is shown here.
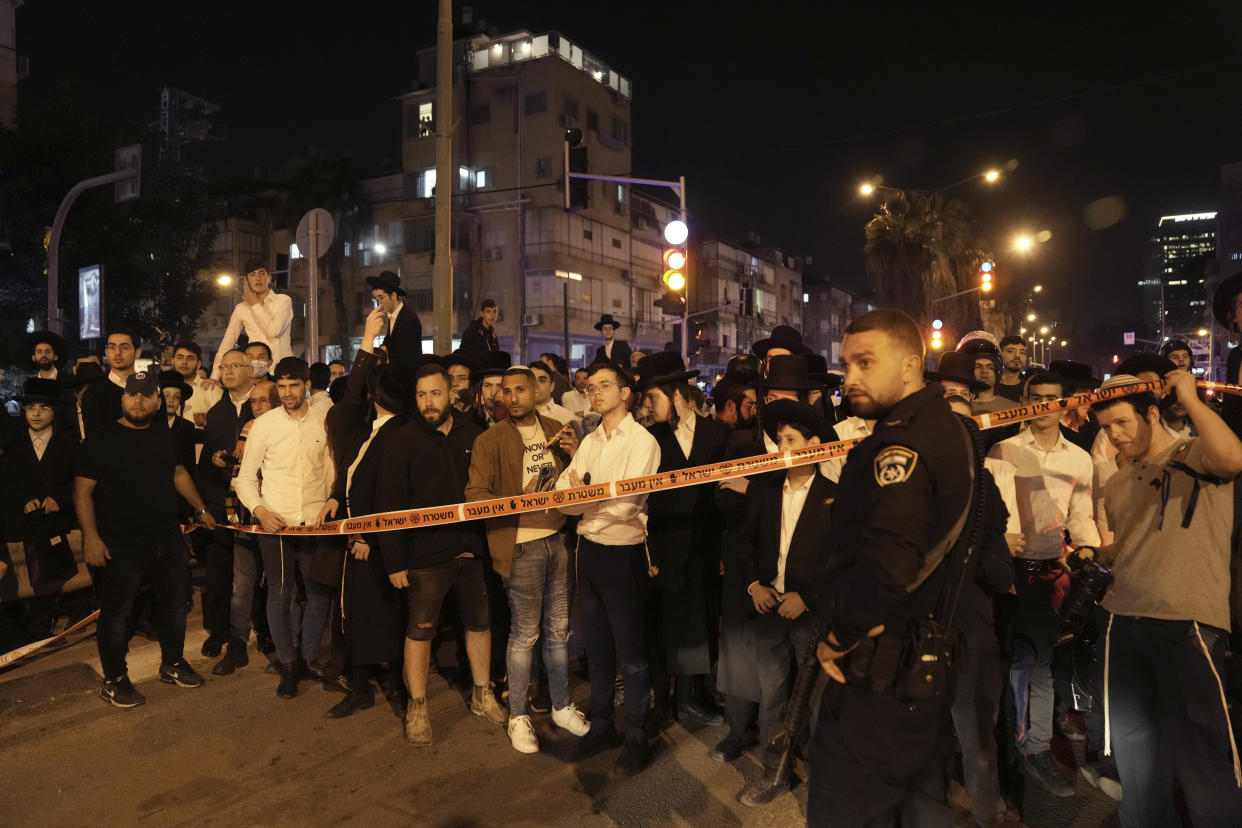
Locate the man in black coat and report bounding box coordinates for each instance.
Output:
[81,326,140,440]
[368,270,423,366]
[592,314,632,368]
[460,299,500,358]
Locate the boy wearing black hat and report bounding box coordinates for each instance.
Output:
[368,270,422,366]
[592,314,632,367]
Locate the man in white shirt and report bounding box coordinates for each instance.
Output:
[529,360,575,426]
[235,357,335,700]
[308,362,333,415]
[562,368,590,419]
[556,361,660,776]
[212,260,293,379]
[988,371,1100,798]
[172,341,222,431]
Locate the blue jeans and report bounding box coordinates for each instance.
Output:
[258,536,333,666]
[503,534,571,717]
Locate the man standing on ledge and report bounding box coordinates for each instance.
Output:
[592,314,632,368]
[461,298,501,358]
[213,258,293,379]
[368,270,422,365]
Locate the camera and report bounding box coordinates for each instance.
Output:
[1055,548,1113,647]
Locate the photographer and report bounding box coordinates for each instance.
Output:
[1091,371,1242,826]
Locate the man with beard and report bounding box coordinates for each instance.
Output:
[808,309,975,825]
[377,364,507,746]
[996,335,1029,402]
[75,371,217,708]
[27,330,77,437]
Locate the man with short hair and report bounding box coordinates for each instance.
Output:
[961,340,1017,415]
[563,368,591,420]
[996,335,1029,402]
[213,259,293,379]
[308,362,333,415]
[592,314,632,368]
[1092,371,1242,826]
[75,371,217,708]
[172,341,222,430]
[29,330,68,381]
[461,299,500,357]
[989,371,1100,797]
[328,360,347,383]
[528,361,574,426]
[377,364,508,746]
[466,367,589,754]
[1160,338,1194,372]
[81,326,141,439]
[540,353,572,402]
[244,341,273,381]
[368,270,422,365]
[235,357,336,699]
[557,361,660,775]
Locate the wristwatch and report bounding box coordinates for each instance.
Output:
[194,508,209,519]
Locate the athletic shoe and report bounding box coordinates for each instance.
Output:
[551,703,590,736]
[1024,751,1075,797]
[508,714,540,753]
[158,659,205,688]
[1080,758,1122,801]
[100,675,146,709]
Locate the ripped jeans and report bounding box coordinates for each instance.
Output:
[502,533,572,717]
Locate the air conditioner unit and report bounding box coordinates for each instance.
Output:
[523,313,542,326]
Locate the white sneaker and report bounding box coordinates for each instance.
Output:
[507,714,539,753]
[552,703,591,737]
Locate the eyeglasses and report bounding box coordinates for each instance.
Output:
[104,344,134,352]
[740,400,759,413]
[220,363,249,371]
[586,381,618,396]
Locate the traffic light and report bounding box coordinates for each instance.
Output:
[691,319,710,355]
[980,260,994,293]
[930,319,944,350]
[658,289,686,316]
[661,219,689,315]
[565,128,589,210]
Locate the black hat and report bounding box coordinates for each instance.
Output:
[761,398,837,445]
[594,313,623,331]
[27,330,67,368]
[1047,360,1101,390]
[756,354,820,391]
[473,350,512,379]
[1212,271,1242,333]
[1159,339,1193,359]
[721,353,761,386]
[925,351,988,393]
[158,369,194,403]
[17,377,66,405]
[365,270,406,296]
[804,352,840,388]
[66,362,105,388]
[1116,353,1176,378]
[634,351,699,391]
[751,325,812,359]
[368,362,417,415]
[445,348,481,373]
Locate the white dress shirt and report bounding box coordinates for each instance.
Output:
[236,404,334,525]
[562,388,590,419]
[227,386,252,418]
[108,370,127,389]
[989,426,1100,559]
[183,374,223,423]
[309,390,333,415]
[538,399,575,427]
[212,291,294,379]
[387,302,404,334]
[346,413,393,514]
[984,456,1022,536]
[819,415,870,483]
[673,413,695,459]
[775,472,814,592]
[555,412,660,545]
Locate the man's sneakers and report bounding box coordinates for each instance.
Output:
[471,681,509,725]
[551,703,591,736]
[100,675,146,709]
[158,659,205,688]
[710,733,753,763]
[508,715,540,753]
[571,727,623,760]
[1024,751,1075,797]
[1079,757,1123,801]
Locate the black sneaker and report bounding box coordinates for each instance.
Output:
[528,683,552,714]
[615,738,650,776]
[571,728,623,760]
[100,675,146,709]
[200,636,225,658]
[710,734,752,763]
[159,659,206,688]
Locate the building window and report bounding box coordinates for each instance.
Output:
[524,91,546,115]
[583,229,593,241]
[563,95,579,119]
[416,168,436,198]
[405,219,434,253]
[418,102,433,137]
[459,166,471,190]
[586,109,600,132]
[611,118,629,143]
[535,157,551,178]
[611,238,622,249]
[475,169,489,189]
[469,103,490,125]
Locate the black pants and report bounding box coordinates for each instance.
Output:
[753,611,818,757]
[577,537,650,744]
[1107,614,1242,828]
[201,507,233,640]
[92,537,190,680]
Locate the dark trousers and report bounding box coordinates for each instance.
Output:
[950,640,1005,828]
[753,610,818,754]
[577,537,650,744]
[92,537,190,680]
[201,509,233,640]
[1107,614,1242,828]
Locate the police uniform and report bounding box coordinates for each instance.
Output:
[808,383,974,826]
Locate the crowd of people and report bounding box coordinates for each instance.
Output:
[2,259,1242,826]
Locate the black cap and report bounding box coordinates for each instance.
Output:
[124,371,160,396]
[761,398,837,444]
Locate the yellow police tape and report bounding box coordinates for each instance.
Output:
[234,378,1173,537]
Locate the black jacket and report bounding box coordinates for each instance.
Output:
[168,415,197,471]
[740,471,836,610]
[648,415,730,524]
[592,340,632,369]
[196,392,253,509]
[0,426,78,542]
[459,318,499,358]
[383,305,423,366]
[376,410,484,574]
[959,469,1015,647]
[80,377,124,441]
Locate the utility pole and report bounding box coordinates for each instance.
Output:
[432,0,453,354]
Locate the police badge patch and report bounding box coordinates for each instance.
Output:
[874,446,918,486]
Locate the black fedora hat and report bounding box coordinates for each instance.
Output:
[365,270,407,296]
[27,330,68,368]
[804,352,840,387]
[66,362,105,388]
[752,325,812,359]
[594,313,623,331]
[445,348,481,373]
[473,350,513,379]
[634,351,699,391]
[926,351,988,393]
[368,361,417,415]
[1212,271,1242,332]
[756,354,820,391]
[17,377,67,405]
[1047,360,1101,391]
[761,398,837,445]
[1116,352,1175,378]
[722,353,761,386]
[157,369,194,403]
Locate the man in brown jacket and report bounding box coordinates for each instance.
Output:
[465,366,590,754]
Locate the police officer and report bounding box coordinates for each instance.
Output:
[808,309,975,826]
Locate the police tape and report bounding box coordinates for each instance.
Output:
[0,609,101,668]
[232,378,1178,538]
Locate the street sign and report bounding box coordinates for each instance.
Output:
[296,208,335,259]
[1123,331,1135,345]
[114,144,142,203]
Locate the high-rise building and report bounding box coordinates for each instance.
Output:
[1143,212,1217,337]
[0,0,24,129]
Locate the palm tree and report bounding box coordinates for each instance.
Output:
[279,154,371,365]
[863,191,990,337]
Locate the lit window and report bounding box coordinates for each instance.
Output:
[460,166,471,189]
[418,102,433,137]
[290,243,302,260]
[476,169,488,188]
[417,168,436,198]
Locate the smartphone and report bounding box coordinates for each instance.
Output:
[536,465,558,492]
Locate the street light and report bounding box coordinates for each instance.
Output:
[984,169,1001,183]
[1040,326,1049,335]
[859,182,875,196]
[1027,312,1037,322]
[374,242,388,256]
[1033,284,1043,292]
[216,273,232,287]
[1198,328,1209,337]
[1013,234,1035,253]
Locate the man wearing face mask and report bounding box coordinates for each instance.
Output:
[212,259,293,379]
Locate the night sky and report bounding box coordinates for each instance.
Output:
[15,0,1242,348]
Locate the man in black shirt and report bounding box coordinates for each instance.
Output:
[460,298,500,358]
[75,371,217,709]
[80,326,140,440]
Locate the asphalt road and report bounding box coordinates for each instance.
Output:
[0,607,1120,827]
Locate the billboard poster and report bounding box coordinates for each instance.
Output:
[79,264,102,340]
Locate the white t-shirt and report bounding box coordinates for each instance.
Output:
[516,422,563,543]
